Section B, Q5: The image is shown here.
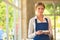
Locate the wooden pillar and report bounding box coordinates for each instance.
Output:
[21,0,27,40]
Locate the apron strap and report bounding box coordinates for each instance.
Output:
[45,18,49,30]
[45,18,48,23]
[35,19,37,26]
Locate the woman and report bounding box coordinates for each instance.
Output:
[28,2,52,40]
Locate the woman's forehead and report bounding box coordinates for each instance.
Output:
[37,5,45,8]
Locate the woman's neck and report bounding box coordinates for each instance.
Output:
[37,15,44,22]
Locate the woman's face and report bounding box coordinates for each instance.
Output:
[35,5,45,16]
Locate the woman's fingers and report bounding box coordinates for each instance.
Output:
[35,30,43,35]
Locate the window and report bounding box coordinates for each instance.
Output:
[0,0,21,40]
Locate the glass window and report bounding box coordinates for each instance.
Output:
[0,0,21,40]
[56,16,60,40]
[44,3,54,15]
[8,0,13,3]
[55,4,60,15]
[0,0,6,40]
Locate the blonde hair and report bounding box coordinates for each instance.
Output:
[35,2,45,9]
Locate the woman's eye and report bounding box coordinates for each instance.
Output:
[38,8,40,9]
[42,8,44,10]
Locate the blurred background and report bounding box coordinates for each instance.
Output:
[0,0,60,40]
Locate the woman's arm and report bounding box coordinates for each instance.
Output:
[28,17,43,38]
[28,19,36,39]
[48,17,52,35]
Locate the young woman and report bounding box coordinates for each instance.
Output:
[28,2,52,40]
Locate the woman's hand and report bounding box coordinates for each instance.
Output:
[35,30,50,35]
[35,30,43,35]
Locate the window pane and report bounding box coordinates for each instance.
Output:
[8,0,19,8]
[8,3,20,40]
[55,4,60,15]
[0,0,20,40]
[8,5,14,40]
[44,3,54,15]
[56,16,60,40]
[0,1,7,40]
[8,0,13,3]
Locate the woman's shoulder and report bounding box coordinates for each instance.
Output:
[44,16,51,22]
[29,16,36,22]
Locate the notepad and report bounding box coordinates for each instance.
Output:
[42,30,48,32]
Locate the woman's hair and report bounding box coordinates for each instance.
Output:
[35,2,45,9]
